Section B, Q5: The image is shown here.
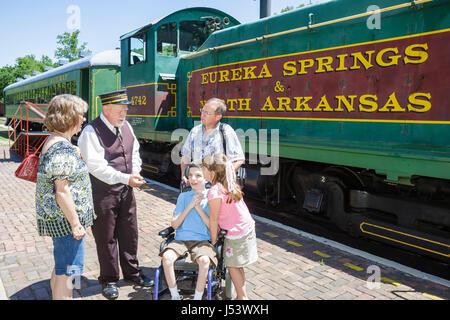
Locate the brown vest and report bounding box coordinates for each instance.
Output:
[89,117,134,193]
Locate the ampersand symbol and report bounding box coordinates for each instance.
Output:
[274,81,285,93]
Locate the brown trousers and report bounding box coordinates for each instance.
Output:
[91,186,141,284]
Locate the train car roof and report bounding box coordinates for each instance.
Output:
[120,7,239,40]
[4,49,121,92]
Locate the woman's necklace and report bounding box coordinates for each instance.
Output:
[52,131,71,141]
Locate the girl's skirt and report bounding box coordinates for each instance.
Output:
[223,228,258,268]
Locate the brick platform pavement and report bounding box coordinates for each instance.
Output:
[0,145,448,300]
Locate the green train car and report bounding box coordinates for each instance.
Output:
[4,50,121,127]
[122,1,450,261]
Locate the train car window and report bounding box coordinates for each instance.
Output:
[71,81,77,95]
[37,88,42,103]
[157,22,177,57]
[179,21,212,52]
[129,32,146,65]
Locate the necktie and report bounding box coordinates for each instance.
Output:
[115,127,122,142]
[115,127,127,171]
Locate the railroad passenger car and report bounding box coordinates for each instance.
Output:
[3,49,121,128]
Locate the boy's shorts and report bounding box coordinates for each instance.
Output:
[160,240,218,268]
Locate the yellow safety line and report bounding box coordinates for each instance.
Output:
[380,277,402,286]
[264,232,279,238]
[313,251,331,258]
[422,293,445,300]
[286,240,303,247]
[344,263,364,271]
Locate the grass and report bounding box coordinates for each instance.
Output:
[0,117,13,146]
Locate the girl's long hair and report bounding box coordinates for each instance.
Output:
[202,154,243,203]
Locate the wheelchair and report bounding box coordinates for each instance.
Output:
[153,226,234,300]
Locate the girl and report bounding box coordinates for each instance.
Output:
[202,154,258,300]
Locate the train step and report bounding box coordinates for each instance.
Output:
[10,131,50,159]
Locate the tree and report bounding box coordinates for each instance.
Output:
[281,3,305,13]
[0,65,16,103]
[54,30,91,62]
[0,55,58,103]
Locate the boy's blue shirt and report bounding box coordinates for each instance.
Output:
[173,189,211,241]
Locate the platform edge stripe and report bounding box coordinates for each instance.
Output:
[422,293,445,300]
[143,178,179,192]
[313,250,331,258]
[251,214,450,289]
[286,240,303,247]
[380,277,402,286]
[344,263,364,271]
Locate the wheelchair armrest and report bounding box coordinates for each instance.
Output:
[218,229,227,240]
[214,229,228,255]
[158,226,175,238]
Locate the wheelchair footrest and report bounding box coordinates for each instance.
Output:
[174,258,199,272]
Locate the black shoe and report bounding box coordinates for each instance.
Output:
[125,274,154,287]
[102,283,119,300]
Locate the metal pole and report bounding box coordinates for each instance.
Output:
[260,0,271,18]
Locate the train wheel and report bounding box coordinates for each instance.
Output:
[321,166,365,190]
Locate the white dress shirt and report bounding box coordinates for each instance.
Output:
[78,113,142,186]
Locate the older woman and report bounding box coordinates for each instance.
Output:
[36,94,96,300]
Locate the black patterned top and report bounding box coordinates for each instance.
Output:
[35,141,96,237]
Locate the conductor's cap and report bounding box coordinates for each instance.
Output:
[98,89,131,105]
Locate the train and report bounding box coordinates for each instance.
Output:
[4,0,450,262]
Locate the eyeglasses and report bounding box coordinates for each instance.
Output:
[200,108,216,116]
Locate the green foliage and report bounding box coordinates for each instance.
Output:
[55,30,91,62]
[281,3,305,13]
[0,29,91,103]
[0,55,58,103]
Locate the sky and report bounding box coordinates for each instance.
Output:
[0,0,322,68]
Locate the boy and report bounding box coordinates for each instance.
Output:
[160,164,217,300]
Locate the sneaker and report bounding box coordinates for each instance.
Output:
[171,295,183,300]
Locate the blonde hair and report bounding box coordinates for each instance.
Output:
[44,94,88,132]
[202,153,243,203]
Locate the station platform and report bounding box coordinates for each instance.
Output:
[0,145,448,301]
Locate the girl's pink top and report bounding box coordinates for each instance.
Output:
[208,184,255,238]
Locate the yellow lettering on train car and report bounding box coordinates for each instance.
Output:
[280,42,429,77]
[315,56,334,73]
[293,97,313,111]
[334,95,357,112]
[407,93,432,112]
[404,43,429,64]
[350,50,375,70]
[200,63,272,85]
[358,94,378,112]
[313,95,334,112]
[283,61,297,76]
[376,47,401,67]
[379,92,405,112]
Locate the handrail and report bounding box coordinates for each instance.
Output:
[7,101,48,153]
[184,0,433,59]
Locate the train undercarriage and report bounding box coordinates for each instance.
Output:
[245,158,450,263]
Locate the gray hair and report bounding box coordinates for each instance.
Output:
[205,98,226,116]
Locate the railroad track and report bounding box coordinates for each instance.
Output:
[147,173,450,282]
